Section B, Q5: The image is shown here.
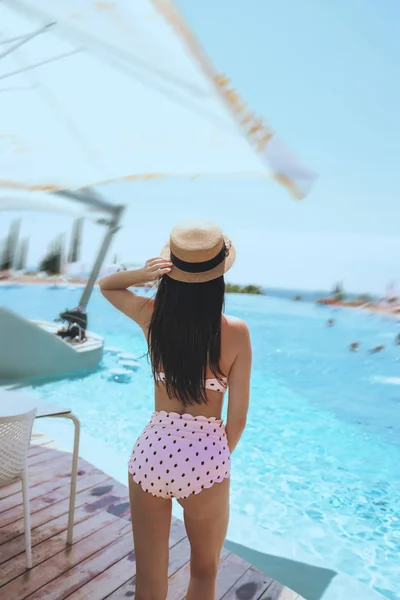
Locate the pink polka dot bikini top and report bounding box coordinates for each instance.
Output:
[155,372,228,393]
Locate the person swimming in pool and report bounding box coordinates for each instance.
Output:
[99,220,251,600]
[350,342,359,352]
[370,345,384,354]
[326,319,335,327]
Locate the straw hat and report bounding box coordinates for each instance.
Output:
[160,220,236,283]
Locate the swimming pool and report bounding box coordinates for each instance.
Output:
[1,284,399,599]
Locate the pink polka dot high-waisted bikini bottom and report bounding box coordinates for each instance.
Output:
[128,410,231,499]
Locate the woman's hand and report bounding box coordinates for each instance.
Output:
[99,257,172,325]
[99,257,172,291]
[144,257,172,281]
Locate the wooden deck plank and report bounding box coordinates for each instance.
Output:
[68,525,190,600]
[102,524,191,600]
[27,452,88,481]
[0,469,112,529]
[278,590,301,600]
[0,479,21,500]
[26,448,63,467]
[220,566,274,599]
[259,580,300,600]
[0,457,93,512]
[0,454,78,500]
[0,474,116,545]
[0,519,132,600]
[169,518,187,545]
[30,438,58,452]
[25,529,133,600]
[0,507,128,586]
[0,438,306,600]
[65,543,136,600]
[104,578,136,599]
[166,547,232,600]
[28,443,55,458]
[167,537,191,574]
[215,552,252,600]
[166,561,196,600]
[0,482,130,564]
[0,449,59,498]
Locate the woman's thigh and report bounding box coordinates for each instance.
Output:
[129,476,172,591]
[178,477,230,571]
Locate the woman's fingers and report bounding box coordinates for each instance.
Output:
[147,257,172,268]
[154,261,172,269]
[149,263,171,273]
[144,256,172,280]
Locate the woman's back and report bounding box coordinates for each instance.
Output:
[148,313,248,418]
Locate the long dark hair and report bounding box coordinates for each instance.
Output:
[148,275,225,406]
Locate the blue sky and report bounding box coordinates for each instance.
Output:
[1,0,400,293]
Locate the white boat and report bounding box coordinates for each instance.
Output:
[0,307,104,380]
[0,190,124,381]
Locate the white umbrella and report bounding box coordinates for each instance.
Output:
[0,0,316,198]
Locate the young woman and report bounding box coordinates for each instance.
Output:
[100,220,251,600]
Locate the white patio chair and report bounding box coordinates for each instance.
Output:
[0,408,37,569]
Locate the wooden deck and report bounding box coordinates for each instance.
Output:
[0,432,305,600]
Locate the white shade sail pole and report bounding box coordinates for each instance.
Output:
[0,187,125,310]
[56,189,125,310]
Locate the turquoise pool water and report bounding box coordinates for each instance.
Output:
[1,285,399,599]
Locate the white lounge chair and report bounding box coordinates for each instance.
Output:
[0,407,37,569]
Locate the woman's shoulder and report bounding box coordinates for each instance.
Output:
[222,314,250,337]
[222,315,251,366]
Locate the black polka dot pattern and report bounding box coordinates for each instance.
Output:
[128,410,231,499]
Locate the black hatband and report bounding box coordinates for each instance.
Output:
[171,242,226,273]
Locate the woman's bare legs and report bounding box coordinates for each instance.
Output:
[129,476,172,600]
[178,478,230,600]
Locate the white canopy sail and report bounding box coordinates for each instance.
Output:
[0,189,108,220]
[0,0,316,198]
